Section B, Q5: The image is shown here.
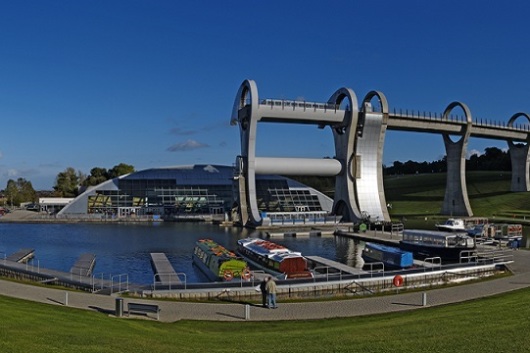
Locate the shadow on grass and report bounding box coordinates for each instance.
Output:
[89,305,115,315]
[47,297,66,305]
[391,301,424,307]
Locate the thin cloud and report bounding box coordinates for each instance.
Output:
[168,120,230,137]
[201,121,231,131]
[167,139,210,152]
[5,169,18,178]
[467,149,482,158]
[169,127,197,136]
[39,162,63,169]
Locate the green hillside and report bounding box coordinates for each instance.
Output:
[384,171,530,223]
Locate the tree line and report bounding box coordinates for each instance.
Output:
[292,147,513,194]
[54,163,135,198]
[2,163,134,206]
[383,147,511,175]
[0,147,515,207]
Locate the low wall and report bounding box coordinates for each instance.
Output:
[140,264,504,301]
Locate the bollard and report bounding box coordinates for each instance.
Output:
[65,292,68,306]
[245,304,250,320]
[422,292,427,306]
[115,298,124,318]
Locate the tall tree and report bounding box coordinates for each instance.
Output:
[83,167,109,187]
[4,179,18,206]
[3,178,36,206]
[108,163,135,178]
[54,167,81,197]
[17,178,37,203]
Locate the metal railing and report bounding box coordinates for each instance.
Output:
[25,258,40,273]
[111,273,129,294]
[152,272,187,291]
[91,272,106,292]
[390,108,530,132]
[423,257,442,271]
[459,250,479,264]
[364,262,385,278]
[258,98,340,112]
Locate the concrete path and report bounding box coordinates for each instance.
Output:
[1,249,529,322]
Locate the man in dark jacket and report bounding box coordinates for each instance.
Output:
[259,277,268,307]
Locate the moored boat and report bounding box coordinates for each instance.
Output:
[492,223,523,241]
[236,238,313,279]
[361,242,413,269]
[400,229,476,261]
[435,218,466,232]
[192,239,249,281]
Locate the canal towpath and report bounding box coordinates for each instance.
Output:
[0,248,529,322]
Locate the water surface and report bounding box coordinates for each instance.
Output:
[0,223,362,284]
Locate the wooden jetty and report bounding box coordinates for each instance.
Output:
[6,249,35,263]
[267,230,335,238]
[306,255,367,276]
[70,253,96,277]
[150,253,181,285]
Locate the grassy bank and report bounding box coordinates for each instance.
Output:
[0,287,529,352]
[385,171,530,224]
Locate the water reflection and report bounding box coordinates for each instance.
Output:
[0,223,365,285]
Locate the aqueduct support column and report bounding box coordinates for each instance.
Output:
[231,80,352,227]
[507,113,530,192]
[440,102,473,217]
[231,80,391,226]
[352,91,390,222]
[329,88,362,222]
[231,80,262,226]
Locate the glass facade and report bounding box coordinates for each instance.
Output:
[60,164,331,219]
[256,179,323,213]
[86,167,234,217]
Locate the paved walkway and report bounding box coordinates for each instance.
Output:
[0,249,529,322]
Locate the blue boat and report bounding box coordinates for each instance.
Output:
[362,242,414,269]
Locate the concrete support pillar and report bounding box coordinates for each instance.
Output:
[441,102,473,217]
[352,91,390,222]
[231,80,263,226]
[232,80,355,227]
[331,90,390,223]
[330,88,362,222]
[507,113,530,192]
[232,80,391,226]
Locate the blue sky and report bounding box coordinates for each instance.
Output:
[1,1,530,189]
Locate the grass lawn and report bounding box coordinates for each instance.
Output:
[0,287,529,353]
[384,171,530,223]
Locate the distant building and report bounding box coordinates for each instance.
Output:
[57,164,334,224]
[39,197,74,214]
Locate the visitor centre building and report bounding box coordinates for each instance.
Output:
[57,164,336,226]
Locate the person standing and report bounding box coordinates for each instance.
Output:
[265,276,277,309]
[259,277,269,307]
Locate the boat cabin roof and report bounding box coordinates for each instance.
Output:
[365,242,410,255]
[239,238,303,258]
[403,229,471,239]
[195,239,238,259]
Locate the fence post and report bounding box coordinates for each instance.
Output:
[245,304,250,320]
[422,292,427,306]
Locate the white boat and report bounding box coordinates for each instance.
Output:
[435,218,466,232]
[400,229,476,261]
[236,238,313,279]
